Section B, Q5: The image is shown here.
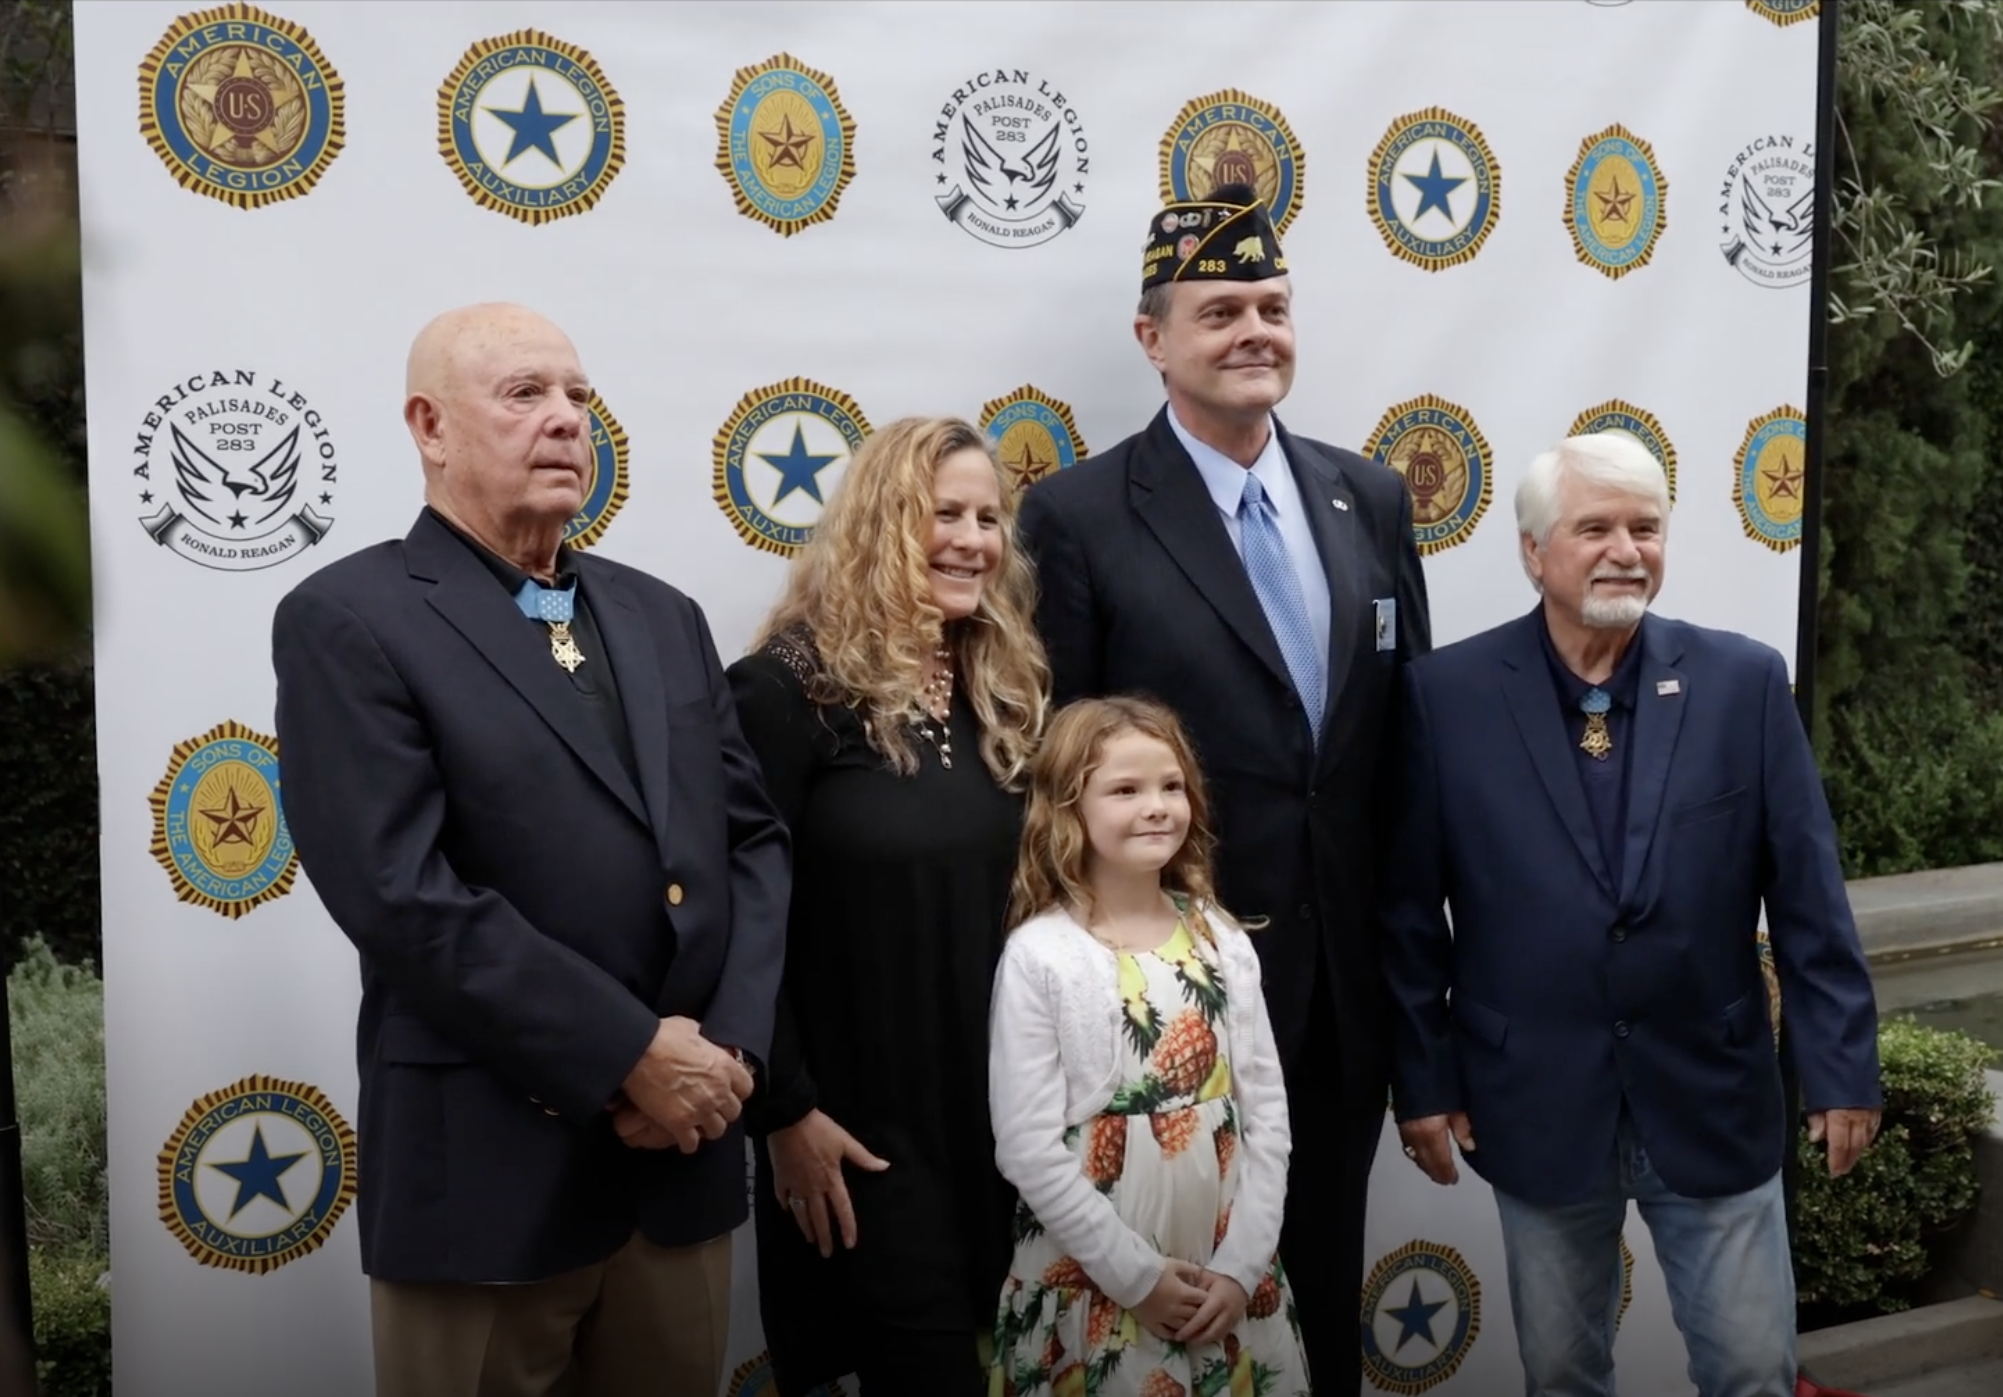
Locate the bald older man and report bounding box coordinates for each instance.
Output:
[272,304,789,1397]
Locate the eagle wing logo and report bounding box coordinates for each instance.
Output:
[963,118,1062,210]
[171,422,303,527]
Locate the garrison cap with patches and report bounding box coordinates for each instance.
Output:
[1141,181,1288,291]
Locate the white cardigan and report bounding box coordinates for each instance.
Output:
[989,904,1292,1309]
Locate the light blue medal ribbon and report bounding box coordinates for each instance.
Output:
[1579,687,1613,761]
[515,578,585,672]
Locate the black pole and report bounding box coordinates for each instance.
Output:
[0,936,39,1392]
[1788,0,1841,1346]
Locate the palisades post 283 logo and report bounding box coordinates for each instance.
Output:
[931,67,1089,247]
[438,30,625,225]
[138,3,344,209]
[132,368,337,571]
[158,1075,357,1273]
[1719,134,1814,288]
[149,720,297,919]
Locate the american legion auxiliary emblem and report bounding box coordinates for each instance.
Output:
[438,30,625,225]
[132,368,337,571]
[138,3,343,210]
[158,1075,356,1273]
[566,392,630,551]
[713,379,872,556]
[1360,1239,1482,1394]
[980,386,1087,499]
[1564,124,1668,280]
[1365,396,1493,555]
[714,53,856,237]
[1159,89,1305,236]
[149,721,297,919]
[1367,107,1502,272]
[1569,399,1678,504]
[931,67,1089,247]
[1747,0,1820,26]
[1733,406,1809,553]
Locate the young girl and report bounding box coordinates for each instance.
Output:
[989,697,1308,1397]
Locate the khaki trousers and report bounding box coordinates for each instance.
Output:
[370,1231,731,1397]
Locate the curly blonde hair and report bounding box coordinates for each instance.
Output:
[751,416,1048,786]
[1008,696,1223,931]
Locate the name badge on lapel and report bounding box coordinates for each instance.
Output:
[1374,598,1397,653]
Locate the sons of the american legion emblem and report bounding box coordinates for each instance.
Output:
[1564,124,1667,281]
[438,30,625,225]
[1366,396,1493,556]
[1160,89,1306,237]
[715,53,856,238]
[981,386,1088,499]
[567,392,631,551]
[1747,0,1821,26]
[150,721,298,919]
[932,67,1089,247]
[1367,108,1502,272]
[131,368,338,572]
[158,1075,357,1274]
[138,3,344,210]
[713,379,872,557]
[1734,406,1809,554]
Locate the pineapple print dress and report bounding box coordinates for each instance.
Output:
[991,922,1310,1397]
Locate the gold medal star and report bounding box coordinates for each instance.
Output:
[760,114,816,171]
[1763,453,1804,499]
[1008,438,1053,487]
[1595,175,1636,224]
[200,786,265,847]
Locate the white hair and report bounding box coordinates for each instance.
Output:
[1515,433,1669,587]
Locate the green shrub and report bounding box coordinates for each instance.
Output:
[8,936,105,1255]
[29,1247,109,1397]
[1793,1017,1996,1312]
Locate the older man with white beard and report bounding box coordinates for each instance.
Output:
[1377,434,1881,1397]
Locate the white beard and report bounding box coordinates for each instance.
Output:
[1581,591,1649,628]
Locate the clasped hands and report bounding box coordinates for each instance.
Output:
[1137,1260,1250,1347]
[609,1015,754,1154]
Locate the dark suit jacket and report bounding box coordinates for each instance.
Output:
[1018,408,1431,1097]
[1380,610,1881,1204]
[271,510,789,1282]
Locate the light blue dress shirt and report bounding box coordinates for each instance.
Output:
[1167,407,1333,679]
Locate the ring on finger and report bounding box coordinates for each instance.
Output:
[787,1195,808,1211]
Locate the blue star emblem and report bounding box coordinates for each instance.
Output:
[1403,149,1467,224]
[209,1124,307,1220]
[757,423,840,506]
[487,78,578,168]
[1384,1277,1449,1352]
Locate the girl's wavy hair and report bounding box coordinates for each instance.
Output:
[751,415,1048,786]
[1008,695,1222,932]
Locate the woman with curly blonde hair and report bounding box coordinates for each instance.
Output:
[728,415,1048,1396]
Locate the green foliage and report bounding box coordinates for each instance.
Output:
[1793,1018,1996,1312]
[29,1249,110,1397]
[9,937,106,1256]
[1817,0,2003,873]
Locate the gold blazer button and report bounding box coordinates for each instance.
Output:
[666,883,684,906]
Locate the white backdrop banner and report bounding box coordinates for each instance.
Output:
[73,1,1821,1393]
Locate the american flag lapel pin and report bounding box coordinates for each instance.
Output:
[1656,679,1681,697]
[1331,497,1350,511]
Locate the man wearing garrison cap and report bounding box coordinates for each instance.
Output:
[1019,185,1432,1391]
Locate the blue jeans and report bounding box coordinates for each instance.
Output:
[1491,1116,1795,1397]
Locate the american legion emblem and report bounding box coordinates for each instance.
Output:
[1360,1239,1482,1394]
[980,386,1087,499]
[1367,107,1502,272]
[132,368,338,571]
[1159,89,1305,236]
[1733,406,1808,553]
[158,1075,356,1273]
[1747,0,1820,26]
[138,3,343,211]
[932,67,1089,247]
[714,53,856,237]
[149,721,297,918]
[1365,396,1493,555]
[713,379,872,557]
[1569,400,1678,504]
[1564,124,1668,281]
[438,31,624,225]
[1719,134,1815,289]
[565,392,630,551]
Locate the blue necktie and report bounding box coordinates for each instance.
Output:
[1238,473,1324,737]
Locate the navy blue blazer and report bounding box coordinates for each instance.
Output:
[272,510,789,1282]
[1380,609,1879,1205]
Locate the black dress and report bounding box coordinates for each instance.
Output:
[727,632,1022,1394]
